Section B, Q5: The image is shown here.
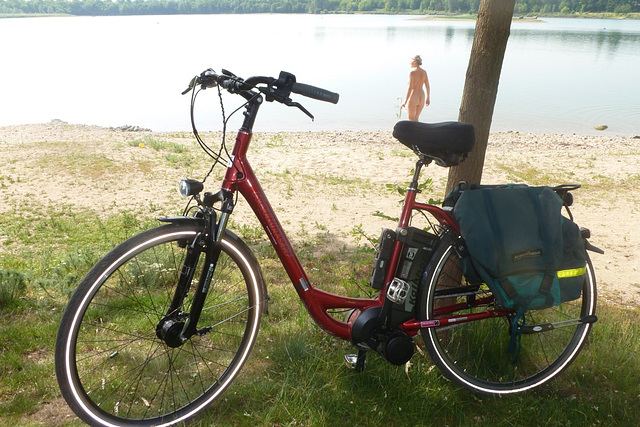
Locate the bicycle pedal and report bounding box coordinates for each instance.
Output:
[344,354,359,369]
[344,350,367,372]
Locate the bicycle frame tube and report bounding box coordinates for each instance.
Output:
[379,161,460,304]
[221,129,381,340]
[219,107,465,341]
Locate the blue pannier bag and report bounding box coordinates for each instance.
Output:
[452,185,587,358]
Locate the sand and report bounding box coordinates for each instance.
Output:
[1,121,639,306]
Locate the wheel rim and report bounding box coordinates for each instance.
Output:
[61,231,262,425]
[423,244,595,394]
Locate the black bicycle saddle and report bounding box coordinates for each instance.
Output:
[393,121,475,167]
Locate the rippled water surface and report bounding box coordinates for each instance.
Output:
[1,15,639,135]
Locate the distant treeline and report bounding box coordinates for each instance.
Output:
[1,0,638,16]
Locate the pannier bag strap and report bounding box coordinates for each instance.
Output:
[506,274,554,363]
[498,278,517,299]
[527,187,555,273]
[538,274,555,310]
[508,308,526,363]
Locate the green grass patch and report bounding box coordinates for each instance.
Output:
[127,137,202,169]
[0,270,27,308]
[39,151,120,180]
[494,161,576,186]
[128,137,187,153]
[263,169,378,199]
[194,301,640,427]
[0,206,638,426]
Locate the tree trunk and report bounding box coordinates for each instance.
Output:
[445,0,516,194]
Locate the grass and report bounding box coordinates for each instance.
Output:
[494,161,576,185]
[263,169,377,198]
[0,204,639,426]
[1,129,639,425]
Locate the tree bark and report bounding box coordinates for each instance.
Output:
[445,0,516,194]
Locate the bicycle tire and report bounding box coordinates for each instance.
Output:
[55,223,265,426]
[419,233,596,395]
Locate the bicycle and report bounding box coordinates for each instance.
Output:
[55,68,599,427]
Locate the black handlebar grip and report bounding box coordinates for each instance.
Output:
[291,83,339,104]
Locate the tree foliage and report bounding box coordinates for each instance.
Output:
[1,0,638,15]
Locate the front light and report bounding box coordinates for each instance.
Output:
[178,179,204,197]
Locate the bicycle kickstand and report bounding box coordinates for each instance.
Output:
[344,348,367,373]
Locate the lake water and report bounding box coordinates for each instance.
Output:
[1,14,639,136]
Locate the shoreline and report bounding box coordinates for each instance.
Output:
[2,12,640,20]
[409,15,545,23]
[2,120,639,140]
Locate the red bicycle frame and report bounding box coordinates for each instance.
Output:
[207,83,509,343]
[218,126,492,341]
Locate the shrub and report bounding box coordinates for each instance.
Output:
[0,269,27,308]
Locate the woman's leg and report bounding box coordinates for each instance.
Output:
[407,91,425,121]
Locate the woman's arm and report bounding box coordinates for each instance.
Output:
[402,72,416,107]
[424,70,430,106]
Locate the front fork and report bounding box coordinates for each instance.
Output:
[158,194,234,346]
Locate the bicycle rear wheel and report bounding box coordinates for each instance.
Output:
[419,234,596,394]
[55,223,265,426]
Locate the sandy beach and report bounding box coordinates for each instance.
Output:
[1,121,639,306]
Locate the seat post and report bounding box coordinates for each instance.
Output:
[408,157,429,193]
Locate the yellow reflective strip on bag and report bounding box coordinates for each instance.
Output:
[557,267,587,279]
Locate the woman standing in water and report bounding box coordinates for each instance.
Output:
[401,55,431,121]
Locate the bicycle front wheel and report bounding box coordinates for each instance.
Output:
[55,223,265,426]
[419,235,597,395]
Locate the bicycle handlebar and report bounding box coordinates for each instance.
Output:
[182,68,340,106]
[290,82,339,104]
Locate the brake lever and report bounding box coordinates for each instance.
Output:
[181,76,198,95]
[286,100,314,121]
[257,85,314,120]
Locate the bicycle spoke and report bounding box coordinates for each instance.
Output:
[421,238,596,394]
[56,227,264,425]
